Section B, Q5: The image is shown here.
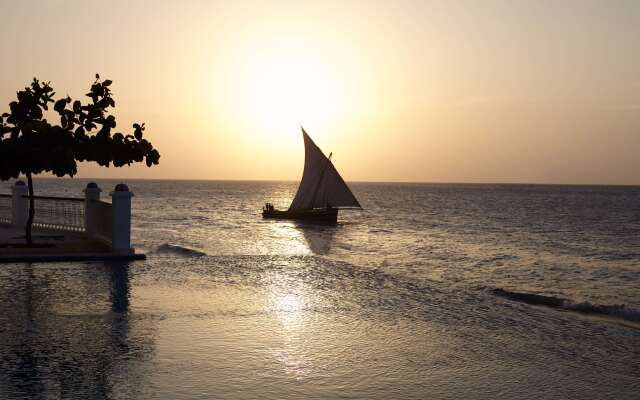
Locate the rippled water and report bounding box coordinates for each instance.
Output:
[0,179,638,399]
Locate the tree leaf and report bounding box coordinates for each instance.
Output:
[54,99,67,113]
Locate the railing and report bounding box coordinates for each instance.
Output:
[26,195,86,232]
[92,200,113,243]
[0,194,11,225]
[1,182,134,252]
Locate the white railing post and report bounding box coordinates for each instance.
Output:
[11,180,28,228]
[110,183,134,253]
[83,182,102,237]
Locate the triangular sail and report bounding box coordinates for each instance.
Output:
[289,128,362,211]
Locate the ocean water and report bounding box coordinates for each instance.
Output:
[0,179,638,399]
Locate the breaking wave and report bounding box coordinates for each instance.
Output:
[490,288,640,324]
[155,243,208,257]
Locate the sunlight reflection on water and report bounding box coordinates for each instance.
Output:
[269,290,310,380]
[273,293,304,313]
[263,221,310,256]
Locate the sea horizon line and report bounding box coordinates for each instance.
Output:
[14,176,640,188]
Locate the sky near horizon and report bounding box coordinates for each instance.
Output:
[1,0,639,184]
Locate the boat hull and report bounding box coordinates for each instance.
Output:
[262,208,338,224]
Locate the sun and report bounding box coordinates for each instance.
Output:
[228,38,351,147]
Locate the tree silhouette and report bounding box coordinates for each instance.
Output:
[0,75,160,245]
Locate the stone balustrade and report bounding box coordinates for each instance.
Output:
[4,181,134,254]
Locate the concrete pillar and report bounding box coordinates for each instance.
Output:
[110,183,134,253]
[83,182,102,236]
[11,180,28,228]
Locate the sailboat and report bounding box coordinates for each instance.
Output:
[262,127,362,224]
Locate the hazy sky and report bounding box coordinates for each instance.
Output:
[1,0,639,184]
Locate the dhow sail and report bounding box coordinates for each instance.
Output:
[289,128,361,211]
